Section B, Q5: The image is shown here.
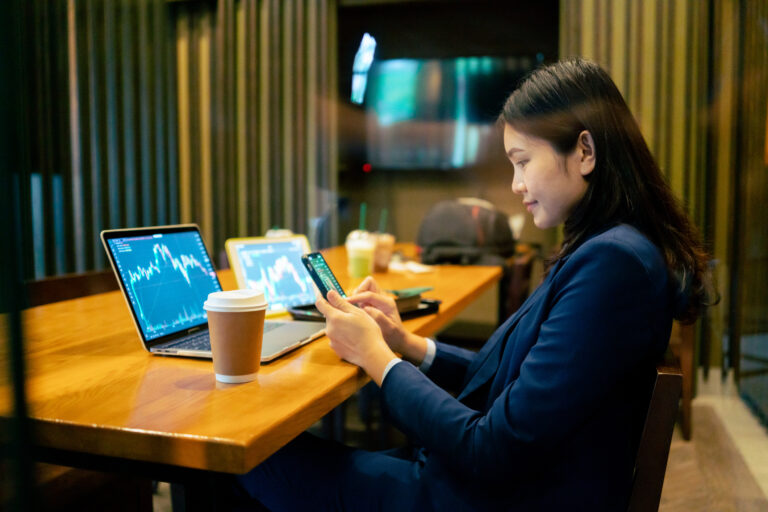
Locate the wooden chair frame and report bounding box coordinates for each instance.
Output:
[627,360,683,512]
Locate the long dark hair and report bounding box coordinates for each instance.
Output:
[500,58,712,322]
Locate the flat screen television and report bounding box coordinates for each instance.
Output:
[360,55,540,170]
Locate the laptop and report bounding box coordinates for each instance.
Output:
[101,225,326,361]
[224,234,321,317]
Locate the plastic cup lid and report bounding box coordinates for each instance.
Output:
[204,288,267,312]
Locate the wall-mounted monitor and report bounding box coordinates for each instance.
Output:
[360,55,540,171]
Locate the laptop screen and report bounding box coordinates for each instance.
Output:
[229,238,317,312]
[106,229,221,341]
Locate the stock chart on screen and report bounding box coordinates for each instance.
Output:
[108,231,221,340]
[233,239,316,311]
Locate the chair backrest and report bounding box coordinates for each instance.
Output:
[25,269,118,307]
[627,360,683,512]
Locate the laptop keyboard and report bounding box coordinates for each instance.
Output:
[162,322,283,352]
[165,330,211,351]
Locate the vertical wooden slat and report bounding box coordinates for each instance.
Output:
[627,0,642,117]
[89,0,105,264]
[293,0,305,235]
[609,0,627,98]
[226,0,238,243]
[580,0,596,62]
[282,0,294,229]
[656,0,670,178]
[17,2,35,279]
[670,0,688,200]
[326,0,339,246]
[305,0,318,241]
[137,0,153,226]
[121,0,137,227]
[78,1,94,268]
[32,2,52,275]
[166,1,179,225]
[152,0,167,226]
[558,0,569,57]
[246,0,261,235]
[259,0,271,234]
[639,0,657,150]
[177,12,192,224]
[269,0,281,226]
[103,0,118,247]
[213,0,227,250]
[602,0,612,71]
[56,0,75,274]
[237,1,247,236]
[199,9,213,246]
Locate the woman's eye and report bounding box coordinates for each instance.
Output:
[515,160,528,168]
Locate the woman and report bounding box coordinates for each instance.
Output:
[233,58,711,511]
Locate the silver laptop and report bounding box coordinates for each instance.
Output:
[101,224,325,362]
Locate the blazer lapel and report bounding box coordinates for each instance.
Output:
[456,257,569,403]
[457,284,544,401]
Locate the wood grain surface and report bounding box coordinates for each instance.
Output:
[0,245,501,474]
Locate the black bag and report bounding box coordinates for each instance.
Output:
[417,199,515,265]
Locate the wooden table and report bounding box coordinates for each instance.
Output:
[0,245,501,478]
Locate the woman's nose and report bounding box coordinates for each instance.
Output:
[511,176,526,195]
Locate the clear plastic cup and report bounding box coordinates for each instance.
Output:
[373,233,395,272]
[345,230,375,278]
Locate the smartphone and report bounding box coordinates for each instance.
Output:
[301,252,347,300]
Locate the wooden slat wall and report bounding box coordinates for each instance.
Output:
[561,0,768,377]
[20,0,338,279]
[174,0,338,261]
[21,0,177,279]
[736,0,768,336]
[734,0,768,422]
[559,0,716,359]
[560,0,710,220]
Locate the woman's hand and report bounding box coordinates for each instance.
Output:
[348,277,408,353]
[348,277,427,365]
[315,290,396,385]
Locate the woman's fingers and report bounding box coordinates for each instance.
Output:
[315,297,333,317]
[348,291,393,310]
[353,276,381,295]
[326,290,357,313]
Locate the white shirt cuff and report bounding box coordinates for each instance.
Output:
[419,337,437,372]
[381,357,403,383]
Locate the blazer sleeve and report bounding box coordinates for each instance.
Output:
[420,341,476,393]
[380,237,670,481]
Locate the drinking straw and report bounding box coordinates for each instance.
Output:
[378,208,388,233]
[359,202,367,231]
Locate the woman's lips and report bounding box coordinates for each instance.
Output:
[524,201,537,212]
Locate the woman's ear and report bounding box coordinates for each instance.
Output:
[577,130,596,177]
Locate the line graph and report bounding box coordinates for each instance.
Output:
[109,231,220,340]
[236,240,316,309]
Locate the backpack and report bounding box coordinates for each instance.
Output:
[417,199,516,265]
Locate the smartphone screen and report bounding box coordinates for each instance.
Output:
[301,252,347,300]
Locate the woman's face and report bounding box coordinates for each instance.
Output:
[503,124,595,229]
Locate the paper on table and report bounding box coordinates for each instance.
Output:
[388,260,435,274]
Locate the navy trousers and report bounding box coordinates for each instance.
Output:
[235,432,426,511]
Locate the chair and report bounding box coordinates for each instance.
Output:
[668,321,695,440]
[25,269,118,307]
[627,358,683,512]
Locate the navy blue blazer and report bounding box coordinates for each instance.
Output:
[380,224,678,511]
